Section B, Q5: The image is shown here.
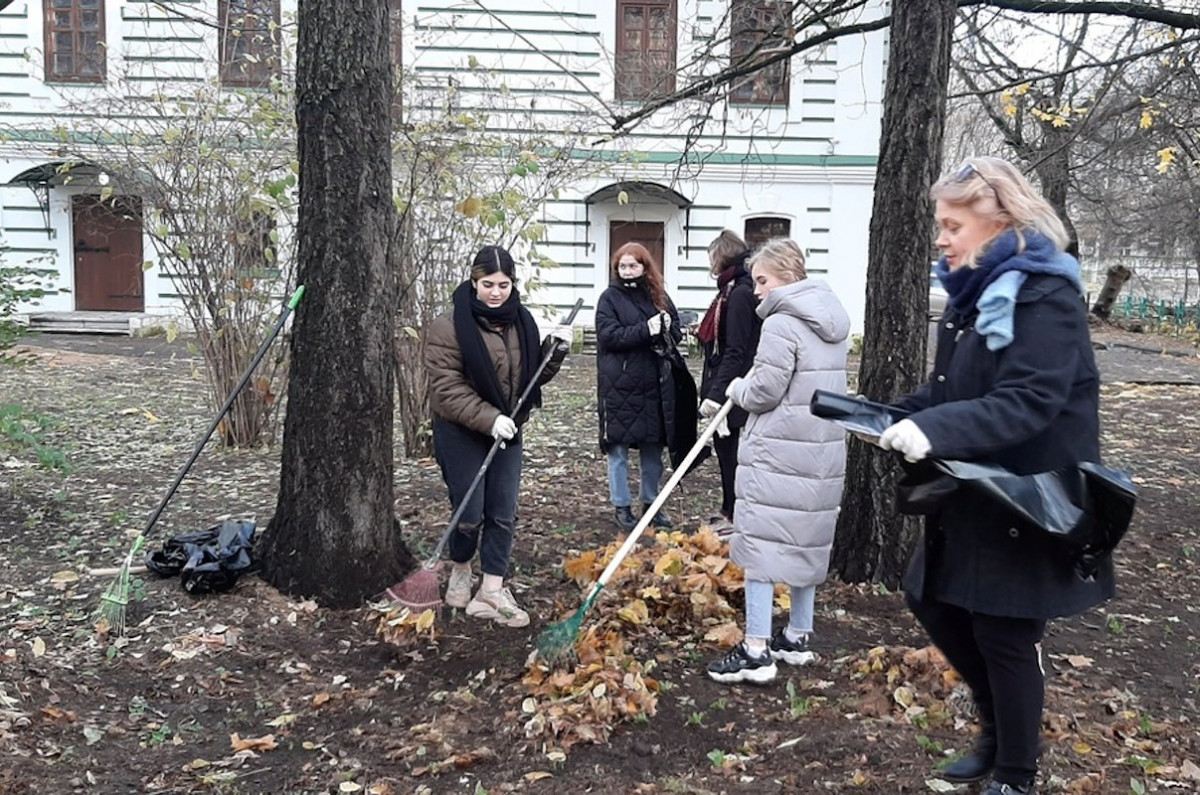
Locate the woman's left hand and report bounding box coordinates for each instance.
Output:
[878,419,931,462]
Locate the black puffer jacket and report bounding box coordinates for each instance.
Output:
[896,274,1113,620]
[699,253,762,430]
[596,281,682,450]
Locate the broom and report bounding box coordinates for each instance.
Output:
[537,391,741,661]
[95,285,306,635]
[387,298,583,610]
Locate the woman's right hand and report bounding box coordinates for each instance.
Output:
[491,415,517,441]
[647,314,663,335]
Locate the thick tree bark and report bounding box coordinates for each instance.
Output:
[262,0,414,606]
[830,0,957,587]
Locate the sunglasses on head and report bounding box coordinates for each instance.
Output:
[955,160,1005,210]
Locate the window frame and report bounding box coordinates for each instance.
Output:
[728,0,790,107]
[43,0,107,84]
[614,0,678,102]
[743,216,792,249]
[218,0,281,87]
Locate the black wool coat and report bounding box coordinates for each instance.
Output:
[895,274,1115,620]
[596,281,682,450]
[699,257,762,430]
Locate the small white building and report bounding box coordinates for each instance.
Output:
[1,0,886,332]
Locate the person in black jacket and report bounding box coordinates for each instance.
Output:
[596,242,682,531]
[696,230,762,534]
[878,157,1113,795]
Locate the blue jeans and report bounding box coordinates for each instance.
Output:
[433,416,522,577]
[745,579,816,641]
[606,443,664,508]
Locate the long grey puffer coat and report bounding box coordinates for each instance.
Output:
[728,278,850,587]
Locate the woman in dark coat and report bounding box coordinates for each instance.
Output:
[596,242,682,531]
[697,230,762,534]
[879,157,1113,795]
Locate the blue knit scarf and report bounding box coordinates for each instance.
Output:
[936,228,1082,351]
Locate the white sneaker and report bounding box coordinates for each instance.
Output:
[445,565,474,609]
[466,586,530,628]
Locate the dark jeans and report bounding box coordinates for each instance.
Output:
[906,591,1046,786]
[713,429,740,519]
[432,416,522,577]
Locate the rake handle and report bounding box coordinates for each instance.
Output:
[138,285,305,539]
[423,298,584,566]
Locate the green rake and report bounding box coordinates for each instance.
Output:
[537,393,740,660]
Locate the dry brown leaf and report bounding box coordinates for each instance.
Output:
[230,732,278,752]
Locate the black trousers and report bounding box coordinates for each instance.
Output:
[906,591,1046,786]
[432,416,523,577]
[713,429,740,519]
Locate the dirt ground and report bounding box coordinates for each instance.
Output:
[1,324,1199,795]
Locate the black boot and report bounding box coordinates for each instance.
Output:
[612,505,636,531]
[981,780,1035,794]
[642,504,671,528]
[940,713,996,784]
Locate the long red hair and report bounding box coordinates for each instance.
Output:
[610,242,667,311]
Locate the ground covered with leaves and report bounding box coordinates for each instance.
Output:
[2,327,1199,794]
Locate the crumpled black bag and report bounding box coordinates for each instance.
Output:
[144,519,257,594]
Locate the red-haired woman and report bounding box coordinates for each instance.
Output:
[595,242,683,530]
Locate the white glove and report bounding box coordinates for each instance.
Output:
[661,313,672,331]
[699,398,722,419]
[878,419,931,463]
[714,415,731,438]
[725,377,744,399]
[647,315,663,335]
[551,325,573,345]
[490,415,517,441]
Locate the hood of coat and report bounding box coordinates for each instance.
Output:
[756,279,850,344]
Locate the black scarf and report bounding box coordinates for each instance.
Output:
[451,280,542,418]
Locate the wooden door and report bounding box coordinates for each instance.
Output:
[609,220,665,274]
[72,195,144,311]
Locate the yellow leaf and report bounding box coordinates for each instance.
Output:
[563,550,597,582]
[50,571,79,584]
[32,637,46,657]
[415,609,435,632]
[617,190,629,205]
[704,621,742,648]
[1073,741,1092,755]
[639,586,662,600]
[524,771,554,781]
[617,599,648,625]
[265,713,296,728]
[456,196,483,217]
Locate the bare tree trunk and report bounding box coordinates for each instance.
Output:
[394,333,431,457]
[1033,126,1080,258]
[1091,264,1133,318]
[262,0,415,607]
[830,0,957,587]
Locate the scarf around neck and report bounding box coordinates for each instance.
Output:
[697,254,750,346]
[451,279,542,419]
[937,228,1083,351]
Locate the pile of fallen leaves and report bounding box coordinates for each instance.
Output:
[558,527,745,646]
[515,528,747,756]
[835,644,965,727]
[520,625,659,754]
[371,604,439,647]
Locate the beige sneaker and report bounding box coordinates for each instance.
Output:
[445,565,474,609]
[466,586,530,628]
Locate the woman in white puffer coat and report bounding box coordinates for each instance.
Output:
[706,237,850,686]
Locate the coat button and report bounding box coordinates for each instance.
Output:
[945,321,955,330]
[1009,527,1020,538]
[936,375,946,382]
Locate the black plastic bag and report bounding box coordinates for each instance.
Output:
[809,389,1138,579]
[145,519,257,594]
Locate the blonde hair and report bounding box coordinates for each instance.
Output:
[747,237,807,282]
[707,230,749,276]
[931,156,1070,256]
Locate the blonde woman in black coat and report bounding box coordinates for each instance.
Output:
[880,157,1112,795]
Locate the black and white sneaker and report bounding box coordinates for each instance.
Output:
[706,642,778,684]
[769,629,818,667]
